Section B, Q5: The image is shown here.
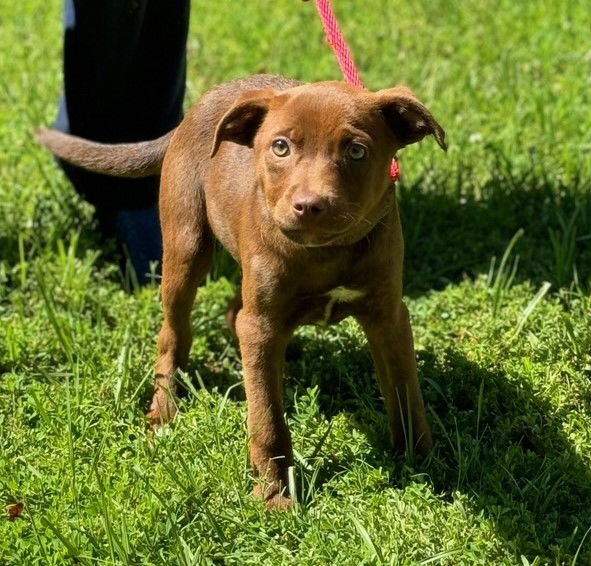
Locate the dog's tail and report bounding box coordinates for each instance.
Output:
[36,127,175,178]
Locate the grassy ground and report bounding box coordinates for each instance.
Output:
[1,0,591,564]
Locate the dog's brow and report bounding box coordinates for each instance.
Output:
[272,127,305,146]
[340,126,373,144]
[343,126,372,141]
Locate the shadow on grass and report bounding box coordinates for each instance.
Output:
[418,348,591,562]
[400,154,591,295]
[282,328,591,562]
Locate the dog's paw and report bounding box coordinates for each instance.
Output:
[265,493,293,511]
[252,484,293,511]
[148,388,177,427]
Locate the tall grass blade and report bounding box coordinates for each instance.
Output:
[513,281,552,338]
[352,516,386,565]
[489,228,524,317]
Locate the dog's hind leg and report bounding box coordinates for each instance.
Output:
[149,166,214,426]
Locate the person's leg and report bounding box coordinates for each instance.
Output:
[55,0,190,284]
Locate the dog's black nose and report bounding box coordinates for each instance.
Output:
[292,192,327,217]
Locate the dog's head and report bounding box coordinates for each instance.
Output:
[211,82,446,246]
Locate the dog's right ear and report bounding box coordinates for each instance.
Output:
[211,88,277,158]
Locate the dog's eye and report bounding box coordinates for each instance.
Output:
[271,138,290,157]
[347,142,367,160]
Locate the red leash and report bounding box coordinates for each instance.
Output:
[313,0,400,182]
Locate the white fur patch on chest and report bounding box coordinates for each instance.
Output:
[326,287,365,302]
[320,286,365,326]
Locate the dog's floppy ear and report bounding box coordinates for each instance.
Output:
[211,88,277,157]
[373,86,447,151]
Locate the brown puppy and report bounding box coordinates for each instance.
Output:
[38,74,446,508]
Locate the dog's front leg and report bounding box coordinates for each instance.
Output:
[357,301,432,456]
[235,309,293,508]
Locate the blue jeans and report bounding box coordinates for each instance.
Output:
[56,0,190,284]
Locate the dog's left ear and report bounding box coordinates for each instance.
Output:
[373,86,447,151]
[211,88,278,157]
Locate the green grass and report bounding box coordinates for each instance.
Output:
[1,0,591,563]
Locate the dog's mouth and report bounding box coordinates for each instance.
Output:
[272,201,386,248]
[279,227,341,247]
[278,218,372,247]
